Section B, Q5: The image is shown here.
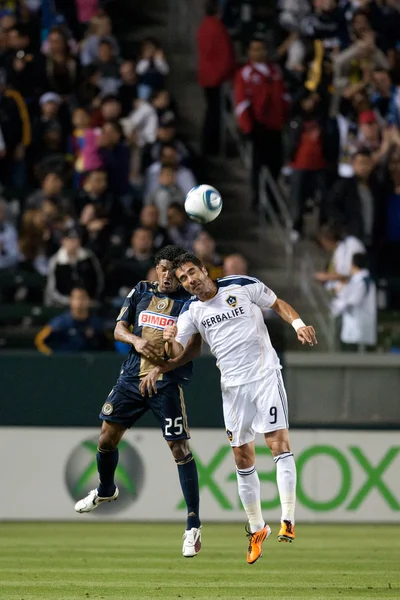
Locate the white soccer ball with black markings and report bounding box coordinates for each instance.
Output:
[184,185,223,224]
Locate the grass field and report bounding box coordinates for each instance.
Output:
[0,523,399,600]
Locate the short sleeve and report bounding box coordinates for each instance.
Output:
[245,280,277,310]
[116,286,138,325]
[176,307,198,349]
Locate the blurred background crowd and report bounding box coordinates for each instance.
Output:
[0,0,399,354]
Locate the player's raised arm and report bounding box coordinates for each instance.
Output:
[270,297,317,346]
[246,279,317,347]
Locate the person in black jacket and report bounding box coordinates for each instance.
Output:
[326,148,383,250]
[286,89,339,240]
[45,227,104,307]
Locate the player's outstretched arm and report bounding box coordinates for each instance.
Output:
[139,333,202,397]
[270,297,317,346]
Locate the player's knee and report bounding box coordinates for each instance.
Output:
[168,439,190,462]
[233,445,254,470]
[98,431,119,451]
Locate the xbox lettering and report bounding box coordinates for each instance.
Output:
[177,443,400,512]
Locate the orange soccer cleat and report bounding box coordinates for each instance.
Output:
[245,523,271,564]
[277,520,295,543]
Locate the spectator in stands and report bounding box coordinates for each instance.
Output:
[193,231,224,279]
[98,121,131,198]
[287,89,339,241]
[0,198,18,270]
[136,37,169,100]
[80,13,119,67]
[45,227,103,307]
[96,38,121,96]
[120,98,158,183]
[167,202,202,251]
[197,0,235,155]
[75,0,99,36]
[330,252,377,349]
[0,68,24,185]
[76,169,116,260]
[151,88,176,127]
[144,145,196,197]
[371,68,400,127]
[3,24,46,100]
[69,106,103,186]
[35,286,106,354]
[77,64,102,109]
[106,227,154,299]
[314,222,366,290]
[139,204,171,251]
[147,120,191,167]
[145,166,185,227]
[26,170,73,216]
[18,208,48,276]
[223,252,248,276]
[332,18,389,113]
[118,59,137,117]
[31,93,67,156]
[98,94,122,124]
[44,26,80,97]
[234,36,289,210]
[327,148,381,247]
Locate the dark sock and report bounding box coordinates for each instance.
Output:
[176,453,201,530]
[97,448,118,497]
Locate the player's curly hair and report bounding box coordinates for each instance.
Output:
[154,245,187,265]
[172,252,204,272]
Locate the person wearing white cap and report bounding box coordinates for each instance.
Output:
[39,92,62,107]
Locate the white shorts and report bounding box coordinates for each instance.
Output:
[222,369,289,447]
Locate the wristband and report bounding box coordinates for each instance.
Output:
[292,318,306,332]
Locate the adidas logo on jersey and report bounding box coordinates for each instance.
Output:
[139,311,177,330]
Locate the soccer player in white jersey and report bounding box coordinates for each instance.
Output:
[140,253,317,564]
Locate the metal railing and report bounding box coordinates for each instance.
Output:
[299,251,337,351]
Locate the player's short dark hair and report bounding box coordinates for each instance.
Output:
[154,245,187,265]
[70,285,89,296]
[249,34,267,47]
[352,253,368,270]
[172,252,204,273]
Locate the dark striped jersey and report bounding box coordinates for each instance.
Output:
[116,280,193,385]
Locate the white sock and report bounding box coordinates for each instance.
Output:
[236,465,264,533]
[274,452,296,524]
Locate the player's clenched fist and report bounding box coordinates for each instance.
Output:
[163,324,177,342]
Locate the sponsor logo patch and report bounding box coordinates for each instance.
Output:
[139,311,177,330]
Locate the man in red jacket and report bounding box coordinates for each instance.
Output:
[234,37,289,210]
[197,0,235,155]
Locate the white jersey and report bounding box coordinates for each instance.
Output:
[175,276,280,387]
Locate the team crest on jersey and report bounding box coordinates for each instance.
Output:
[225,295,238,308]
[226,429,233,442]
[157,300,168,310]
[102,402,114,416]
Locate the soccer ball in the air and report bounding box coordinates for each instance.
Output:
[185,184,223,224]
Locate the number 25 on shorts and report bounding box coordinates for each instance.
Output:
[165,416,183,436]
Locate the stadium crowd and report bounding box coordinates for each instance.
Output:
[0,0,399,352]
[202,0,400,347]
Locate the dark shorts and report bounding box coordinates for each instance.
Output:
[99,380,190,440]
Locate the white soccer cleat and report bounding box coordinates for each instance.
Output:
[182,526,202,558]
[74,487,119,513]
